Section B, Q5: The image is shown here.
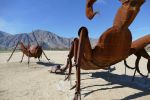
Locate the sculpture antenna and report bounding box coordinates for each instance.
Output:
[26,34,31,47]
[7,34,22,62]
[32,31,39,46]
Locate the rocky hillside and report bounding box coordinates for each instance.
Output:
[146,44,150,52]
[0,30,97,50]
[0,30,150,51]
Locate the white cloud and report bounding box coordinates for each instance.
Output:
[0,18,13,33]
[0,17,21,34]
[0,18,8,28]
[137,26,150,32]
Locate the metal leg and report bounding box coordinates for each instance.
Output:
[73,27,90,100]
[74,65,81,100]
[64,58,70,78]
[7,41,19,62]
[38,58,40,62]
[124,60,127,75]
[132,69,137,82]
[124,59,136,76]
[107,66,112,84]
[65,38,79,81]
[132,56,142,82]
[65,59,73,81]
[20,53,24,63]
[42,50,50,62]
[145,59,150,84]
[144,73,148,85]
[70,81,77,90]
[28,51,30,67]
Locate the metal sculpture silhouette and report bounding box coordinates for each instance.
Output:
[51,0,149,99]
[86,0,98,20]
[124,35,150,82]
[124,55,150,83]
[7,32,50,66]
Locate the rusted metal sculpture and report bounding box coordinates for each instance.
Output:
[124,35,150,82]
[124,55,150,82]
[86,0,98,20]
[7,32,50,66]
[51,0,149,99]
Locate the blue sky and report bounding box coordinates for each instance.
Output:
[0,0,150,39]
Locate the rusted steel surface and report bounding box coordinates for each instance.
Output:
[53,0,148,77]
[131,34,150,52]
[51,0,149,99]
[20,42,42,58]
[124,48,150,82]
[86,0,98,20]
[69,0,148,100]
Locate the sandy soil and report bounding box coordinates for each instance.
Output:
[0,51,150,100]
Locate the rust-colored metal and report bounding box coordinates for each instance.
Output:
[20,42,42,58]
[86,0,98,20]
[124,36,150,82]
[124,54,150,82]
[7,33,50,66]
[51,0,148,99]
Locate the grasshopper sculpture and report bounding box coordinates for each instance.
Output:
[7,32,50,66]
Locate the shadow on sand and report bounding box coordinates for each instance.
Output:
[36,61,63,67]
[81,71,150,99]
[36,61,67,75]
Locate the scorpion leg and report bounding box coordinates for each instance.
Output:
[65,38,79,81]
[74,27,92,100]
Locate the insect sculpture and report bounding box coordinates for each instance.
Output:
[51,0,149,99]
[124,35,150,82]
[7,32,50,66]
[124,57,150,83]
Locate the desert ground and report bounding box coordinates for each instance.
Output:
[0,51,150,100]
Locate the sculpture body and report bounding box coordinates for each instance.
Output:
[20,42,42,58]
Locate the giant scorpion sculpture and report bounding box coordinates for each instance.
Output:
[7,32,50,66]
[51,0,150,99]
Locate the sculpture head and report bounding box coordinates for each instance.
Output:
[86,0,97,6]
[86,0,98,20]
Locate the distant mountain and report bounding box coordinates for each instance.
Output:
[145,44,150,52]
[1,30,150,51]
[0,30,98,50]
[0,31,11,38]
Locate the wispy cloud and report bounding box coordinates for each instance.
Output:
[131,26,150,34]
[131,26,150,40]
[0,18,8,28]
[0,17,26,34]
[0,18,15,34]
[136,26,150,32]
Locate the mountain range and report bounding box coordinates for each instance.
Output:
[0,30,97,50]
[0,30,149,51]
